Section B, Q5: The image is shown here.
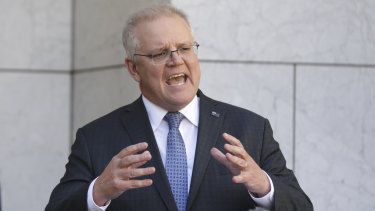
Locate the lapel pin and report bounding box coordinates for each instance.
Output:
[211,111,220,118]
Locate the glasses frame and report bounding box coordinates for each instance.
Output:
[133,42,199,65]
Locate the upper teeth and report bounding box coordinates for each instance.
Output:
[168,73,185,80]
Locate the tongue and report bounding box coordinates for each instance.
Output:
[167,76,185,86]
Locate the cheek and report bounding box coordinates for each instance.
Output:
[138,64,163,81]
[191,62,201,82]
[141,69,164,88]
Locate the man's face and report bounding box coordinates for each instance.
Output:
[127,15,200,112]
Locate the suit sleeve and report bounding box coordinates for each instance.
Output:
[260,119,313,211]
[45,129,94,211]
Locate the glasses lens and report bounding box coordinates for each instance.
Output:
[193,45,198,56]
[178,45,198,59]
[152,51,169,65]
[151,44,199,65]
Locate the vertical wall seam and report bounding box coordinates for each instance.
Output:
[69,0,76,147]
[292,64,297,172]
[0,183,2,211]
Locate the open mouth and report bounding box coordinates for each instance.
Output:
[166,73,187,86]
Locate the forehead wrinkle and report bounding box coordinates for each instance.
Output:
[138,40,194,53]
[160,40,195,49]
[134,15,194,50]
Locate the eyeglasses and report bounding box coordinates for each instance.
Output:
[133,42,199,65]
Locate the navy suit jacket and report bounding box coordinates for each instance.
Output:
[46,90,313,211]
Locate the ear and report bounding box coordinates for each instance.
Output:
[125,58,141,82]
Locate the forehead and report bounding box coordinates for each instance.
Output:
[134,15,193,49]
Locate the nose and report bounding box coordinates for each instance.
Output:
[167,50,183,65]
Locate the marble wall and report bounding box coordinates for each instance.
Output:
[0,73,70,211]
[173,0,375,210]
[0,1,71,211]
[0,0,71,70]
[72,66,140,134]
[296,66,375,210]
[72,0,167,132]
[174,0,375,65]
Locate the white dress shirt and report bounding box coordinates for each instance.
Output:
[87,95,274,210]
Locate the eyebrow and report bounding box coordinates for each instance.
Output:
[150,42,194,52]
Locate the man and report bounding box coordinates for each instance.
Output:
[46,4,312,211]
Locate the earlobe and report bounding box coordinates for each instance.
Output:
[125,58,141,82]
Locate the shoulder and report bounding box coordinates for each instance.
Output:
[78,97,143,134]
[200,92,267,125]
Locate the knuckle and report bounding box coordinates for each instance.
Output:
[234,157,242,165]
[119,147,130,156]
[113,178,121,187]
[128,145,137,151]
[122,155,132,164]
[122,169,131,179]
[111,157,121,167]
[129,169,136,178]
[111,156,119,163]
[239,148,246,154]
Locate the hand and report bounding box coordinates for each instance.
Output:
[210,133,270,197]
[93,142,156,206]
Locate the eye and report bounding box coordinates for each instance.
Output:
[179,46,192,53]
[152,51,168,59]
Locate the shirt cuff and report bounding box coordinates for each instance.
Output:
[249,171,275,210]
[87,177,111,211]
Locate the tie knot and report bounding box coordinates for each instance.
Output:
[164,112,184,129]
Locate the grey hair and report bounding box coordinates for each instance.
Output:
[122,3,194,59]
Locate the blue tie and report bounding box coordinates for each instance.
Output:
[164,112,188,211]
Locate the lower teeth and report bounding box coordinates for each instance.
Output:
[168,76,185,86]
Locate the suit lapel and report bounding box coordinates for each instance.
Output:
[121,97,178,211]
[186,91,226,210]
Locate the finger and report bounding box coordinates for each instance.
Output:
[226,142,257,166]
[224,144,247,159]
[223,133,244,148]
[124,179,153,190]
[225,153,247,168]
[232,174,246,184]
[129,160,148,169]
[117,142,148,158]
[119,151,151,168]
[120,167,156,179]
[210,148,228,164]
[211,148,241,175]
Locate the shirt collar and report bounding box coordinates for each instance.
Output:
[142,95,200,131]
